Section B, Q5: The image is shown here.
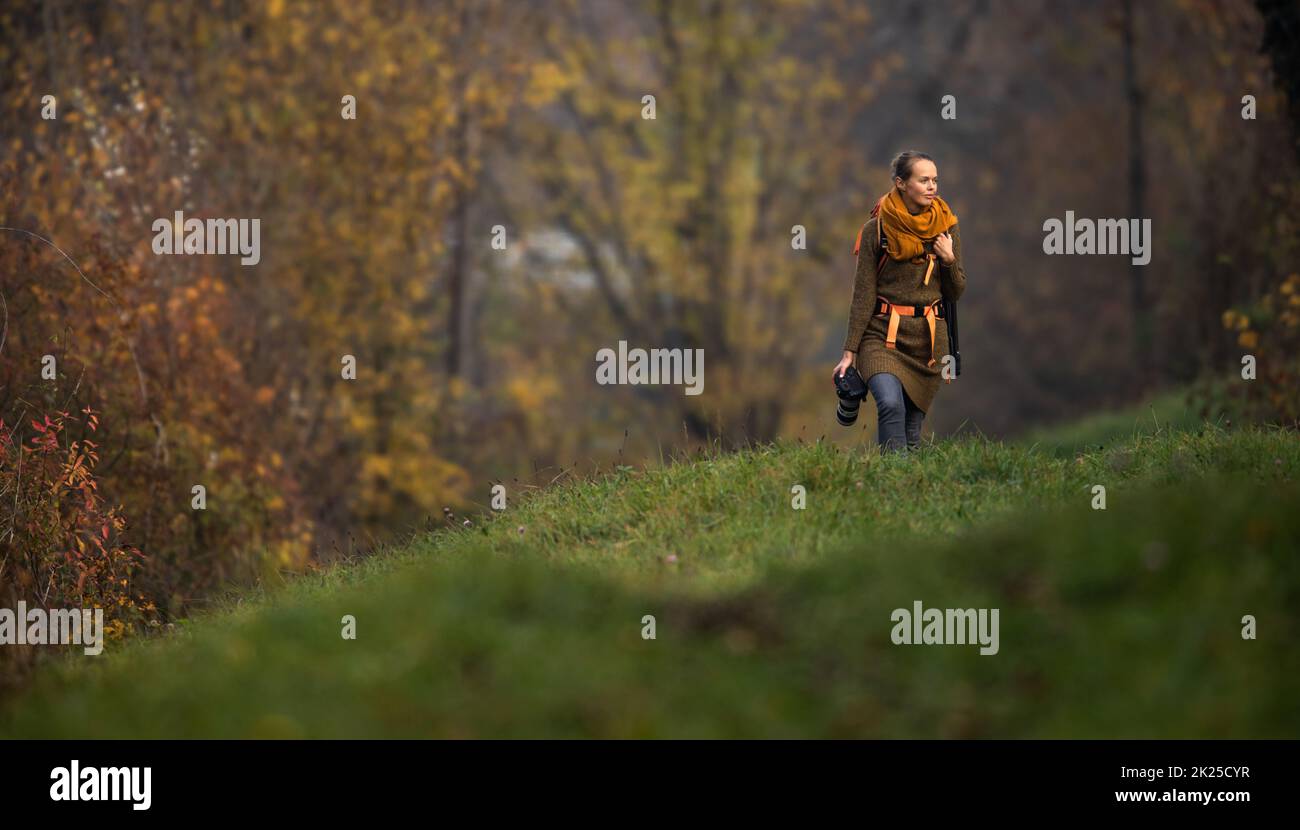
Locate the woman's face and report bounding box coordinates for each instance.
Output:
[895,159,938,210]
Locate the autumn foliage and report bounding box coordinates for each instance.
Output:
[1199,272,1300,426]
[0,405,149,684]
[2,0,1299,690]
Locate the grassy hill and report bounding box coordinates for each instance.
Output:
[2,404,1297,738]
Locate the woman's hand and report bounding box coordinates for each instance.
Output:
[833,351,855,380]
[933,231,955,266]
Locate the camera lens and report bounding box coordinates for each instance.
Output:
[836,397,860,426]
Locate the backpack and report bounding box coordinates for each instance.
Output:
[852,199,962,377]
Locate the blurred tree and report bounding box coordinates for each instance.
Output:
[503,0,891,446]
[0,0,534,617]
[1255,0,1300,162]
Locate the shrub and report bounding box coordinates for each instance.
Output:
[0,406,154,687]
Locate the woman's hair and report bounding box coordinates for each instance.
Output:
[890,150,935,186]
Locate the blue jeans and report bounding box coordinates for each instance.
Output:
[866,372,924,453]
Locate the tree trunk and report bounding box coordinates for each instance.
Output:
[1255,0,1300,163]
[1121,0,1152,386]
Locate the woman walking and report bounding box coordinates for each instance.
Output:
[833,151,966,453]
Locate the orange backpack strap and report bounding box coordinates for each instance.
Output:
[852,221,888,268]
[877,220,888,274]
[884,303,902,351]
[853,197,890,276]
[872,198,888,274]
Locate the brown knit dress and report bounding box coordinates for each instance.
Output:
[841,217,967,413]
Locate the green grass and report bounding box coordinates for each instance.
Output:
[1016,387,1206,457]
[2,404,1297,738]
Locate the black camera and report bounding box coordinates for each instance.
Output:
[833,364,868,426]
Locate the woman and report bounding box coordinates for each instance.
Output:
[833,151,966,453]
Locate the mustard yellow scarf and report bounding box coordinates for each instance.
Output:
[874,188,958,262]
